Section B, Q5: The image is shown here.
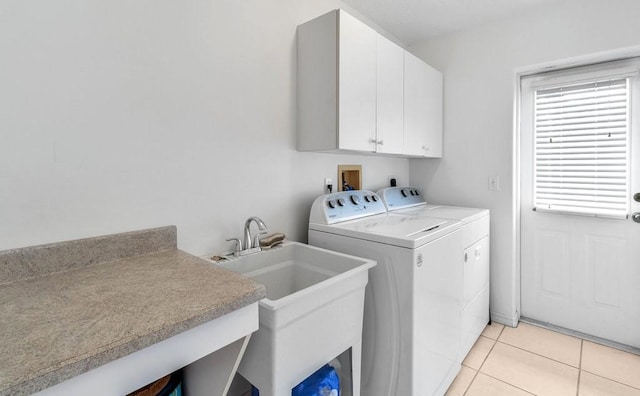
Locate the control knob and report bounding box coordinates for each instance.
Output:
[337,198,346,207]
[327,200,336,209]
[350,195,360,205]
[401,189,408,197]
[371,195,379,202]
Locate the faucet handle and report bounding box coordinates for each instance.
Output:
[225,238,242,256]
[252,230,268,249]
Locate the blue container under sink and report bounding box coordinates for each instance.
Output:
[251,364,340,396]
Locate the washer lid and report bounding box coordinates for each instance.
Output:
[309,213,460,249]
[378,186,489,223]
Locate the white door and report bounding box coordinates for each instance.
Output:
[338,10,377,152]
[376,34,404,155]
[403,51,443,157]
[520,59,640,348]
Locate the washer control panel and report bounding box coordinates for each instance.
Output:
[309,190,387,224]
[378,186,426,210]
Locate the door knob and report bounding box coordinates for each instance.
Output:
[633,212,640,223]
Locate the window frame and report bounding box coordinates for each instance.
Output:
[521,58,640,219]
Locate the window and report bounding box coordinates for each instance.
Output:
[524,60,637,219]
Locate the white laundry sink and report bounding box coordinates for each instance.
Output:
[219,242,372,301]
[218,241,375,396]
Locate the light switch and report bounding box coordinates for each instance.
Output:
[488,176,500,191]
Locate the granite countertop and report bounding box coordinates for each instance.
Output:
[0,226,266,395]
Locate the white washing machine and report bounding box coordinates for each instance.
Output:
[378,187,491,360]
[308,190,463,396]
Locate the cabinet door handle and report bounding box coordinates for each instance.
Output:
[422,145,430,151]
[369,138,377,144]
[377,140,384,145]
[464,252,468,262]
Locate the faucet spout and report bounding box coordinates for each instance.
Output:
[243,216,267,250]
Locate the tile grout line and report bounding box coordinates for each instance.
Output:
[481,324,579,396]
[580,341,640,391]
[580,368,640,391]
[462,325,505,396]
[520,318,640,356]
[474,322,640,395]
[479,325,554,396]
[479,372,538,396]
[476,328,538,396]
[478,325,503,369]
[576,339,583,396]
[461,368,480,396]
[496,340,581,369]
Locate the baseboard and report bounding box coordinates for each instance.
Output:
[490,310,519,327]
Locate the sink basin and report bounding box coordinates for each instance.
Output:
[219,242,374,306]
[216,241,375,396]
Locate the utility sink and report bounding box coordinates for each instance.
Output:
[219,242,374,306]
[217,241,375,396]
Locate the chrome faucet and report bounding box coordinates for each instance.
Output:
[226,216,268,257]
[243,216,267,250]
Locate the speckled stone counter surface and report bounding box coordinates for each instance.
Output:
[0,226,266,396]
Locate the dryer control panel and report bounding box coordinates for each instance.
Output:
[378,186,426,211]
[309,190,387,225]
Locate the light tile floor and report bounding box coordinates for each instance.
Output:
[446,322,640,396]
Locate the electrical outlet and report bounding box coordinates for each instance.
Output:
[324,178,333,193]
[488,176,500,191]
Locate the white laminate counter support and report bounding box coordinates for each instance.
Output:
[184,334,252,396]
[35,303,259,396]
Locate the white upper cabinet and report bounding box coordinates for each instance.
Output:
[338,11,377,151]
[376,34,405,155]
[297,9,442,158]
[404,51,443,158]
[297,9,376,152]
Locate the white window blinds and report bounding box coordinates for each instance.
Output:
[534,77,630,218]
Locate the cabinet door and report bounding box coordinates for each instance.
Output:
[297,11,339,151]
[403,51,443,157]
[376,35,404,154]
[464,236,490,304]
[338,10,377,152]
[461,235,490,358]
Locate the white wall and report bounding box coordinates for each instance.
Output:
[409,0,640,325]
[0,0,409,255]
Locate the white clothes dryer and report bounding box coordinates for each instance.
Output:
[309,190,463,396]
[378,187,491,360]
